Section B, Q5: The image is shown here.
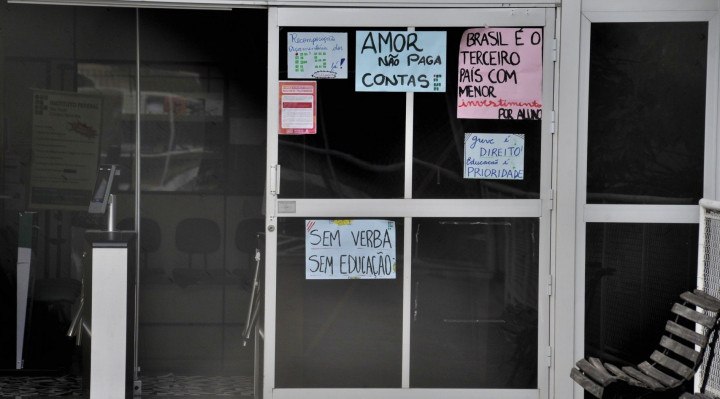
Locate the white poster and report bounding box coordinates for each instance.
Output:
[464,133,525,180]
[288,32,348,79]
[279,81,317,135]
[29,90,102,210]
[305,219,397,280]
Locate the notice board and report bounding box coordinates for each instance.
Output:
[305,219,397,280]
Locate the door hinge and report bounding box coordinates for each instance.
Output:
[547,274,553,296]
[544,189,554,211]
[546,345,553,368]
[270,164,281,196]
[550,110,556,135]
[552,38,557,62]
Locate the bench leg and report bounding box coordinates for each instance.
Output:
[571,368,605,398]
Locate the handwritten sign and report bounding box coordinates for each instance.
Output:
[305,219,397,280]
[457,28,542,120]
[356,31,446,92]
[288,32,348,79]
[29,90,102,210]
[464,133,524,180]
[279,81,317,135]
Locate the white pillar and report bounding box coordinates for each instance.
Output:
[90,246,128,399]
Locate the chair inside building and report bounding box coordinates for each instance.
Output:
[172,217,221,287]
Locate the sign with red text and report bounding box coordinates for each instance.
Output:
[457,28,542,120]
[305,219,397,280]
[279,81,317,135]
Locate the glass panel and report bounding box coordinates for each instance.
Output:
[276,218,403,388]
[585,223,698,365]
[138,63,226,192]
[410,218,538,388]
[413,27,542,199]
[587,23,707,204]
[278,27,405,199]
[137,9,267,392]
[0,3,136,390]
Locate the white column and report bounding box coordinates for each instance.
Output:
[90,246,128,399]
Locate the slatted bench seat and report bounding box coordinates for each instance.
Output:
[571,289,720,398]
[680,394,718,399]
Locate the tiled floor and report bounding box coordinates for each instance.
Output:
[0,375,80,397]
[142,375,254,397]
[0,374,255,397]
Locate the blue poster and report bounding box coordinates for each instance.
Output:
[305,219,396,280]
[355,31,446,92]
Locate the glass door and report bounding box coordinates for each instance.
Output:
[575,7,720,397]
[265,7,556,399]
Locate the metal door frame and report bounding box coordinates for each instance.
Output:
[264,8,558,398]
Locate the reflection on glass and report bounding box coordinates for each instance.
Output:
[137,9,267,389]
[0,4,136,384]
[78,63,137,193]
[585,223,697,364]
[410,218,538,388]
[587,23,707,204]
[276,218,403,388]
[139,65,226,192]
[278,28,405,199]
[413,28,542,199]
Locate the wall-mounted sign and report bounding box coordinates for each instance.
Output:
[288,32,348,79]
[457,28,542,120]
[279,81,317,135]
[29,90,102,210]
[356,31,446,92]
[305,219,397,280]
[464,133,524,180]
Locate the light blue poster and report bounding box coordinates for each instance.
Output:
[356,31,446,92]
[464,133,525,180]
[305,219,396,280]
[288,32,348,79]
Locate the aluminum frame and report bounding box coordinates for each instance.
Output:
[265,7,557,399]
[573,7,720,398]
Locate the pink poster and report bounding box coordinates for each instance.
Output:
[279,81,317,135]
[457,28,543,120]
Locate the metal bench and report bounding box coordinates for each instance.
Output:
[571,289,720,398]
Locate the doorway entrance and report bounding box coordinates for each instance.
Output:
[264,7,556,399]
